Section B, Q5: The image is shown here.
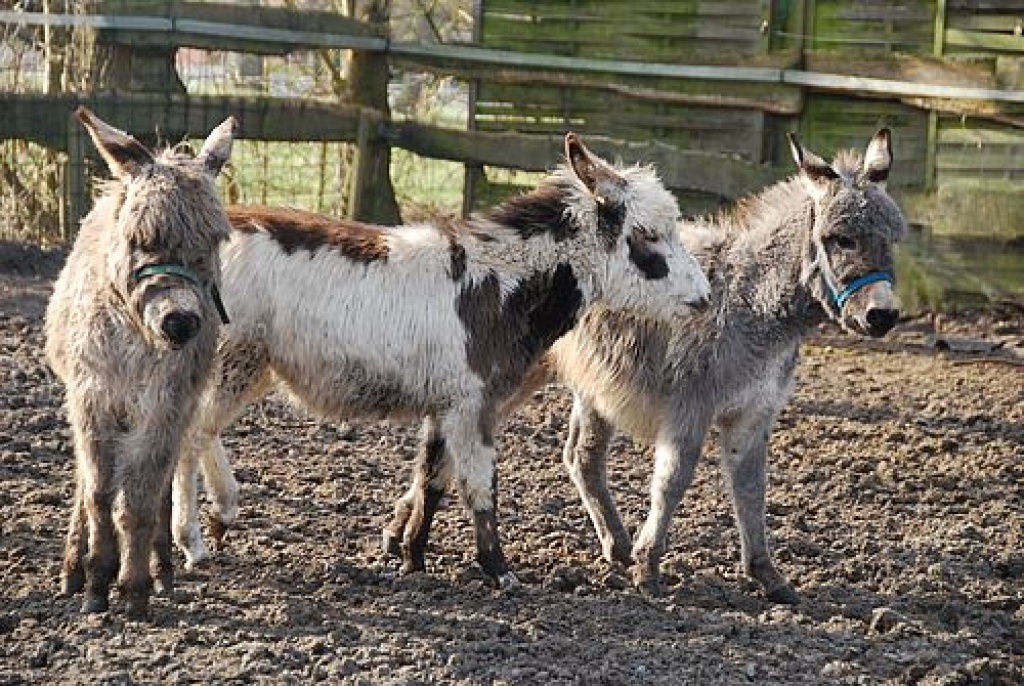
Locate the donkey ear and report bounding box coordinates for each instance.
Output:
[565,132,623,199]
[75,106,154,179]
[787,132,839,200]
[195,116,238,177]
[862,128,892,185]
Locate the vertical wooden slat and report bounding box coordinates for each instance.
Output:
[926,0,947,190]
[347,109,372,220]
[65,110,87,242]
[464,0,485,217]
[759,0,772,53]
[804,0,816,52]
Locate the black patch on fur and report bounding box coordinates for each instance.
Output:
[511,263,584,351]
[626,232,669,280]
[486,185,577,242]
[228,206,389,264]
[862,167,889,184]
[448,239,467,281]
[596,200,627,250]
[424,434,446,475]
[457,263,583,398]
[472,490,509,579]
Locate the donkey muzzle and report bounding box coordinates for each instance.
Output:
[864,306,899,338]
[161,311,202,347]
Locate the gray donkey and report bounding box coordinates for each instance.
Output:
[545,129,906,603]
[45,107,235,618]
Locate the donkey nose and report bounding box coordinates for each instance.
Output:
[161,311,202,346]
[688,293,712,311]
[865,307,899,337]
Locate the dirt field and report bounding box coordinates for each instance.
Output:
[1,244,1021,685]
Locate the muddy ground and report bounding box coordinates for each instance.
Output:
[0,243,1021,685]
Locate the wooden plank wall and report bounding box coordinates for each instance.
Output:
[475,0,775,211]
[937,0,1024,184]
[480,0,768,61]
[474,0,1024,206]
[798,0,935,187]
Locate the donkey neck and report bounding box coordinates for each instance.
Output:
[464,184,604,304]
[712,181,826,339]
[456,192,596,397]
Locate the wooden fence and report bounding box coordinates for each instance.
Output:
[471,0,1024,210]
[0,0,1022,234]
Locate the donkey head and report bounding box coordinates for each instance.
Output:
[789,129,907,338]
[563,133,710,319]
[77,107,236,349]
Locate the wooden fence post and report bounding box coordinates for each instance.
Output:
[65,110,87,243]
[345,0,400,225]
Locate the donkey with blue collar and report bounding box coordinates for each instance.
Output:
[545,129,906,602]
[45,107,235,618]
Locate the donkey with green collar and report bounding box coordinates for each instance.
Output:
[45,107,235,618]
[546,130,906,602]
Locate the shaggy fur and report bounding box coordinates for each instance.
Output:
[45,108,235,618]
[173,134,711,585]
[547,130,906,601]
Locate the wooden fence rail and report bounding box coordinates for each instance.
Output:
[1,2,1022,230]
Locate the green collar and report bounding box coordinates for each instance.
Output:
[132,263,202,287]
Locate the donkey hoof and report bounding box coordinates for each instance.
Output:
[497,572,521,590]
[208,515,229,549]
[765,583,800,605]
[399,559,426,576]
[152,569,174,596]
[631,567,664,597]
[381,530,403,559]
[61,569,86,596]
[125,594,151,621]
[81,593,109,615]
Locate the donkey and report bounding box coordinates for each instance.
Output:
[172,133,711,586]
[45,107,235,618]
[544,130,906,602]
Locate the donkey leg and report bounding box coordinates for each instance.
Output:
[396,416,452,574]
[563,394,631,566]
[69,411,120,614]
[631,426,704,594]
[468,464,517,588]
[151,485,174,596]
[61,478,87,596]
[719,410,797,604]
[179,434,240,564]
[198,436,240,550]
[116,493,157,619]
[382,481,416,559]
[174,343,270,565]
[81,481,119,614]
[172,443,208,568]
[118,440,179,620]
[384,417,435,560]
[450,410,516,587]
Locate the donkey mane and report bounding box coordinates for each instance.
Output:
[485,178,580,242]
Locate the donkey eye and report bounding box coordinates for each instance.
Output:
[634,226,660,243]
[833,235,857,250]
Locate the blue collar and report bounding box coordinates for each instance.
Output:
[832,272,892,309]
